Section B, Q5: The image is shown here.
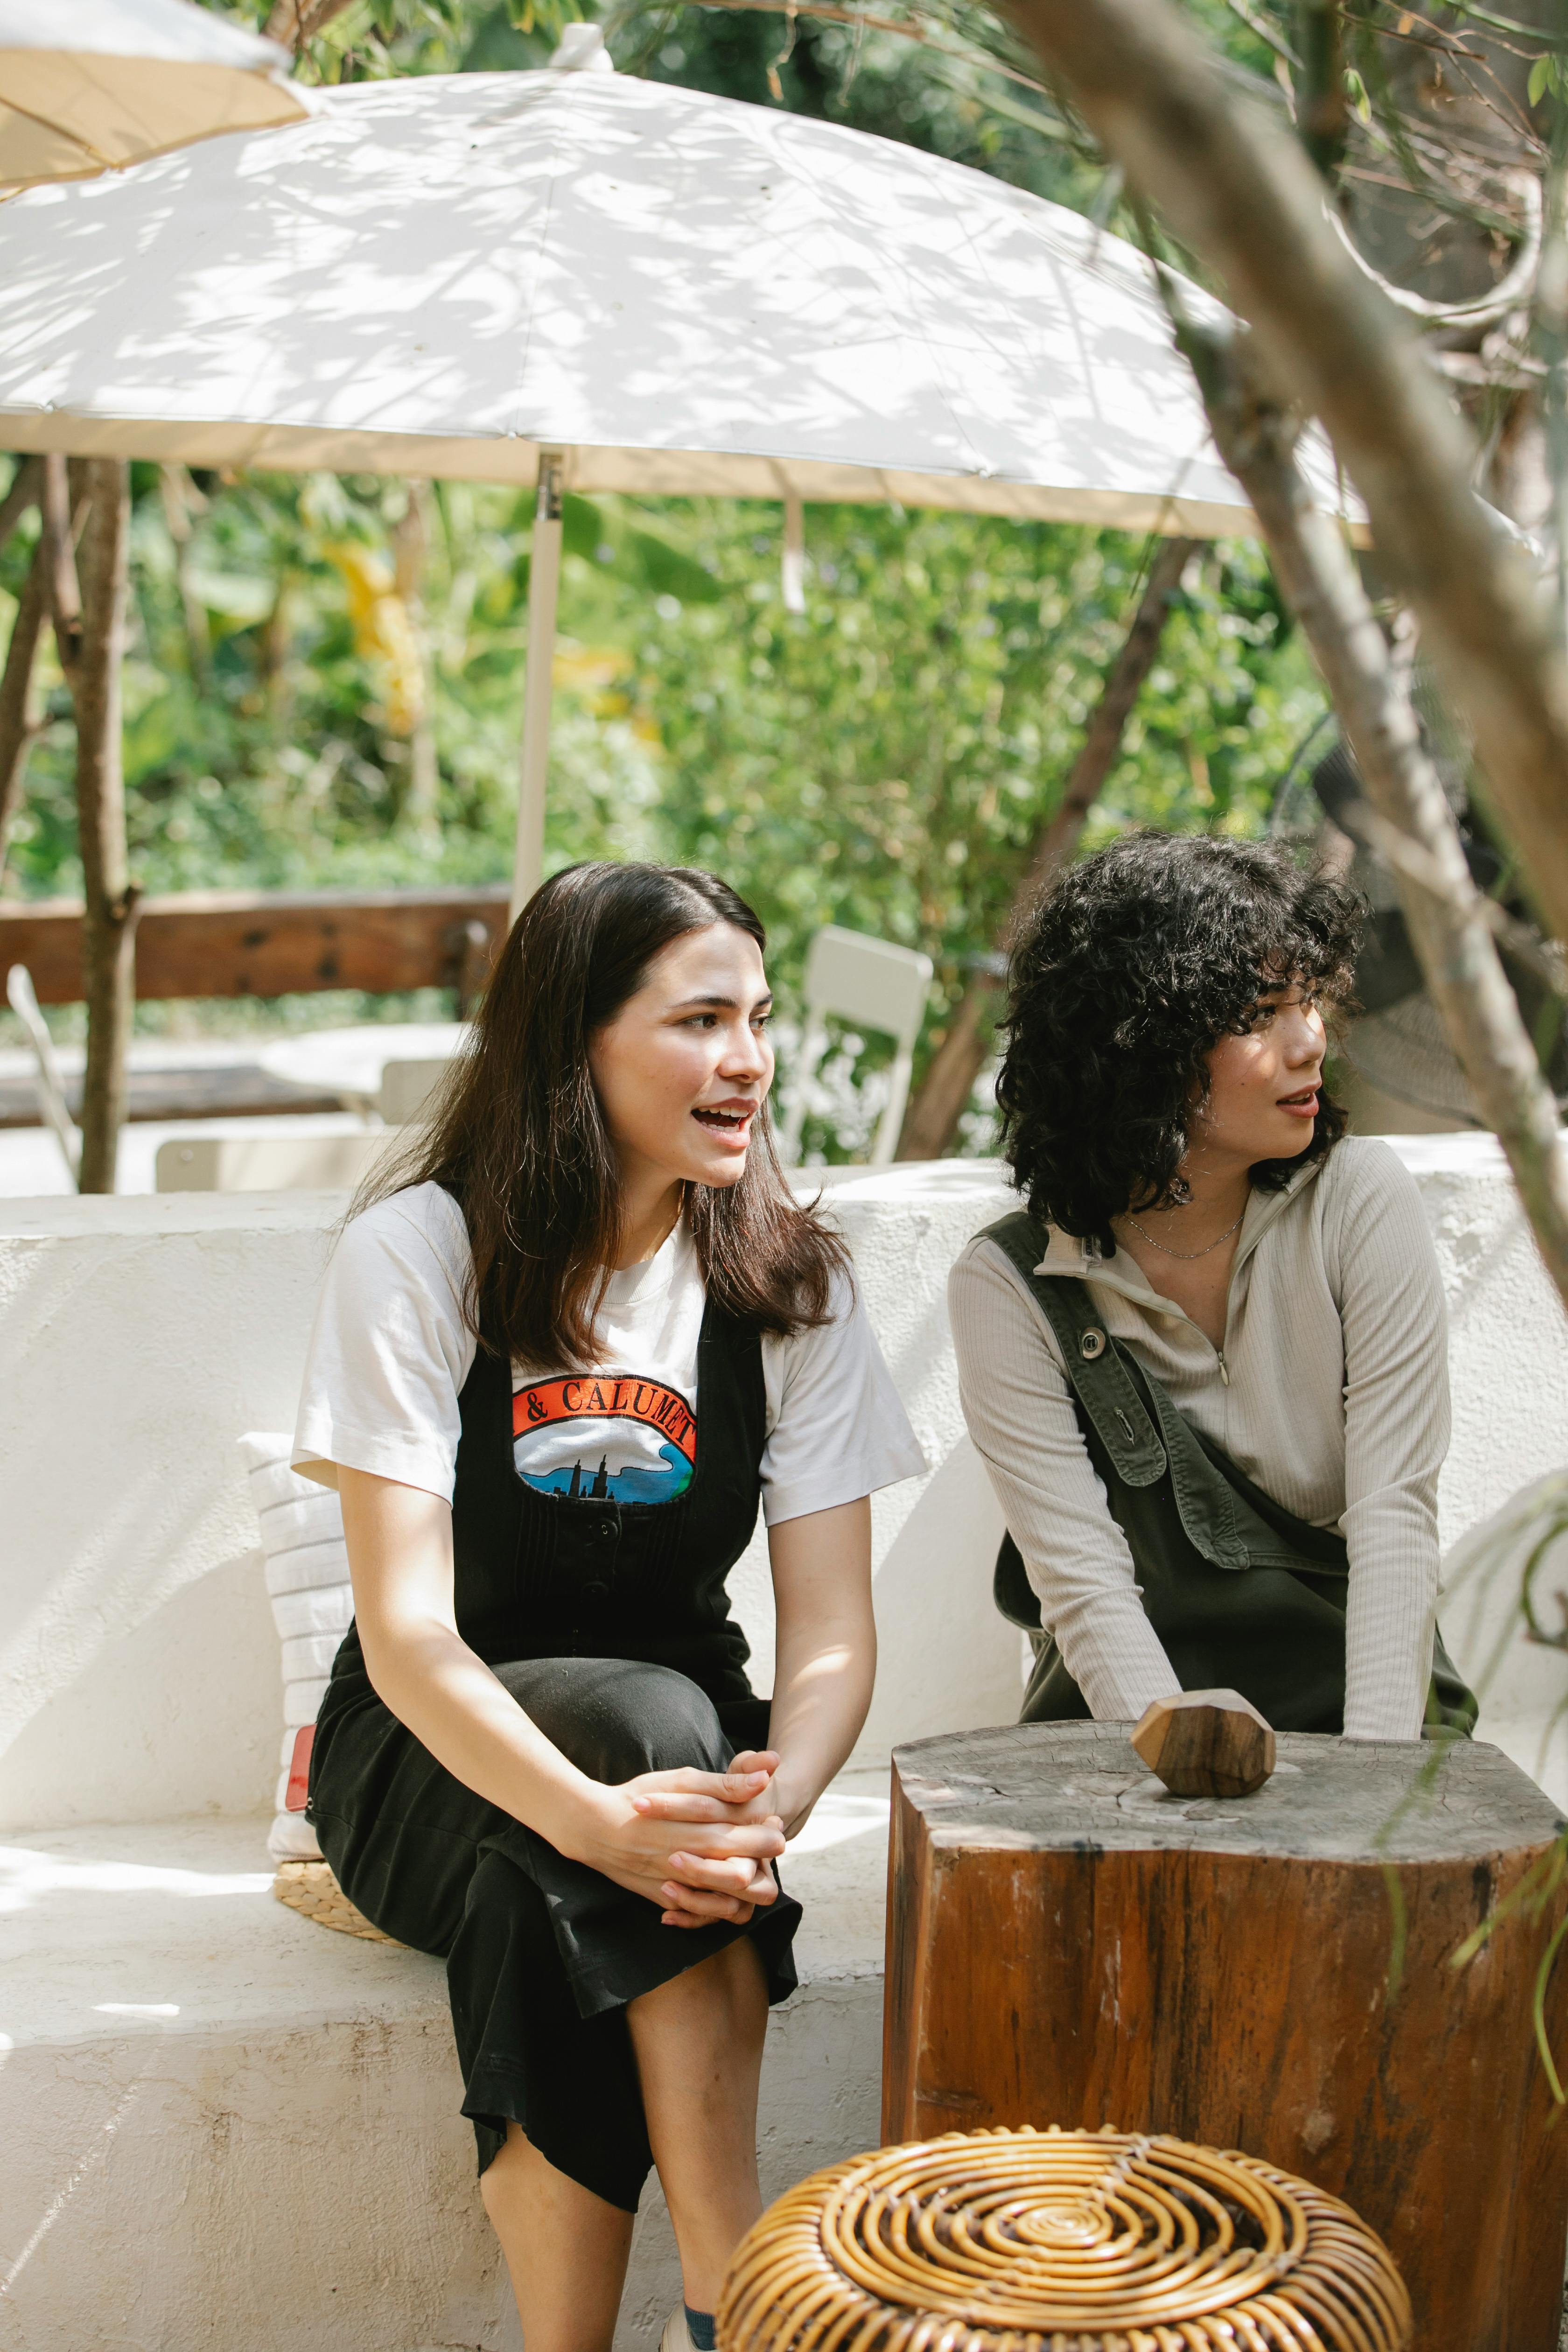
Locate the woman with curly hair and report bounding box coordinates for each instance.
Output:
[949,831,1473,1739]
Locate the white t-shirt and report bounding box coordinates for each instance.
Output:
[293,1182,925,1526]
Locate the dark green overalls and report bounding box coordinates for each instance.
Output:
[981,1212,1476,1736]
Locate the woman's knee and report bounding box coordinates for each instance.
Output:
[495,1656,729,1783]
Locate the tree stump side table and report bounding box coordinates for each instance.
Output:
[883,1723,1568,2351]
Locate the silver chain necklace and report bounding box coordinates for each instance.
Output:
[1124,1208,1245,1260]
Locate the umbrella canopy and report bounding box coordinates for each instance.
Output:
[0,59,1346,535]
[0,49,1353,903]
[0,0,309,189]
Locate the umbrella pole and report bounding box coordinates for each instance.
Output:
[510,449,566,921]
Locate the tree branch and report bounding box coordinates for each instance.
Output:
[40,453,81,678]
[1001,0,1568,955]
[1295,0,1350,185]
[897,535,1197,1160]
[1186,316,1568,1312]
[263,0,359,49]
[1012,534,1198,918]
[0,533,50,880]
[0,455,41,560]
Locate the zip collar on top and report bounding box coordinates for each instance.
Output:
[1027,1155,1328,1384]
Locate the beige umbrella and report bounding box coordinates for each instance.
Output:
[0,0,309,189]
[0,31,1354,907]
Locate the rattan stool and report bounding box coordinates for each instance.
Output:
[273,1860,402,1946]
[719,2126,1412,2352]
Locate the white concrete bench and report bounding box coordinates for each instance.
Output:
[0,1782,890,2352]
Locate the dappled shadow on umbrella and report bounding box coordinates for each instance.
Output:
[0,69,1284,529]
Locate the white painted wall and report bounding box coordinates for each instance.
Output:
[3,1141,1568,1834]
[0,1167,1019,1833]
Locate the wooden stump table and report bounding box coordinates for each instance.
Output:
[883,1723,1568,2349]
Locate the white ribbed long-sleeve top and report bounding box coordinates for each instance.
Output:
[948,1137,1448,1741]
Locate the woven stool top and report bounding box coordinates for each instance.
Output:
[720,2127,1412,2352]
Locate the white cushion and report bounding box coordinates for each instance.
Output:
[284,1676,331,1728]
[270,1586,354,1642]
[281,1630,343,1682]
[264,1535,354,1599]
[240,1431,352,1865]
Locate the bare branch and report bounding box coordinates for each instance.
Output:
[262,0,357,50]
[1001,0,1568,957]
[0,533,49,880]
[1184,315,1568,1311]
[40,453,81,674]
[0,456,41,559]
[1337,798,1568,998]
[1295,0,1350,184]
[1010,535,1199,923]
[1329,166,1543,328]
[897,536,1198,1160]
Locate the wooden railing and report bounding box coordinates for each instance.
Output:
[0,884,508,1004]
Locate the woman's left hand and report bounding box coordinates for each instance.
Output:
[629,1749,780,1826]
[630,1750,785,1927]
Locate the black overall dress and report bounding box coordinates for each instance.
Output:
[981,1212,1477,1737]
[306,1283,802,2209]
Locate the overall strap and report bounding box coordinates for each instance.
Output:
[977,1210,1338,1577]
[980,1212,1167,1488]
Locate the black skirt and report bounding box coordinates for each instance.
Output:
[310,1652,801,2209]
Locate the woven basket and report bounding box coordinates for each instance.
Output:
[719,2126,1412,2352]
[273,1860,403,1946]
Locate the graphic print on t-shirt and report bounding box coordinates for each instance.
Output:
[512,1373,696,1505]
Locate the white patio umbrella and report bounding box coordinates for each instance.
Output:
[0,34,1351,905]
[0,0,309,189]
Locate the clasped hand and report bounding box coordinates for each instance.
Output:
[580,1748,786,1929]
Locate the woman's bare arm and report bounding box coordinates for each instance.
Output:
[337,1465,783,1918]
[767,1497,877,1835]
[590,1496,876,1899]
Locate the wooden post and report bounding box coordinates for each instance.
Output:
[67,462,135,1196]
[392,480,439,848]
[884,1722,1568,2348]
[510,449,566,922]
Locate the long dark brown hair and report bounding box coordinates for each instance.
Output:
[358,861,847,1366]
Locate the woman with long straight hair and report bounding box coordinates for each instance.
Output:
[950,832,1475,1742]
[292,862,923,2352]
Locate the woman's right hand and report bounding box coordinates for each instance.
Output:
[568,1763,786,1926]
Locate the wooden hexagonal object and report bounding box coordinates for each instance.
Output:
[1130,1687,1276,1798]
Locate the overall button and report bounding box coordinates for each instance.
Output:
[596,1517,617,1542]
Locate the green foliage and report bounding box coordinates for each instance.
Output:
[629,504,1320,1003]
[0,462,1323,1144]
[1529,51,1567,111]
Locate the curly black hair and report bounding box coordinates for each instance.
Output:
[996,832,1362,1253]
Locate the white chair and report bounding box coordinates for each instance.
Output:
[155,1130,397,1191]
[6,963,78,1183]
[777,926,933,1169]
[377,1056,453,1127]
